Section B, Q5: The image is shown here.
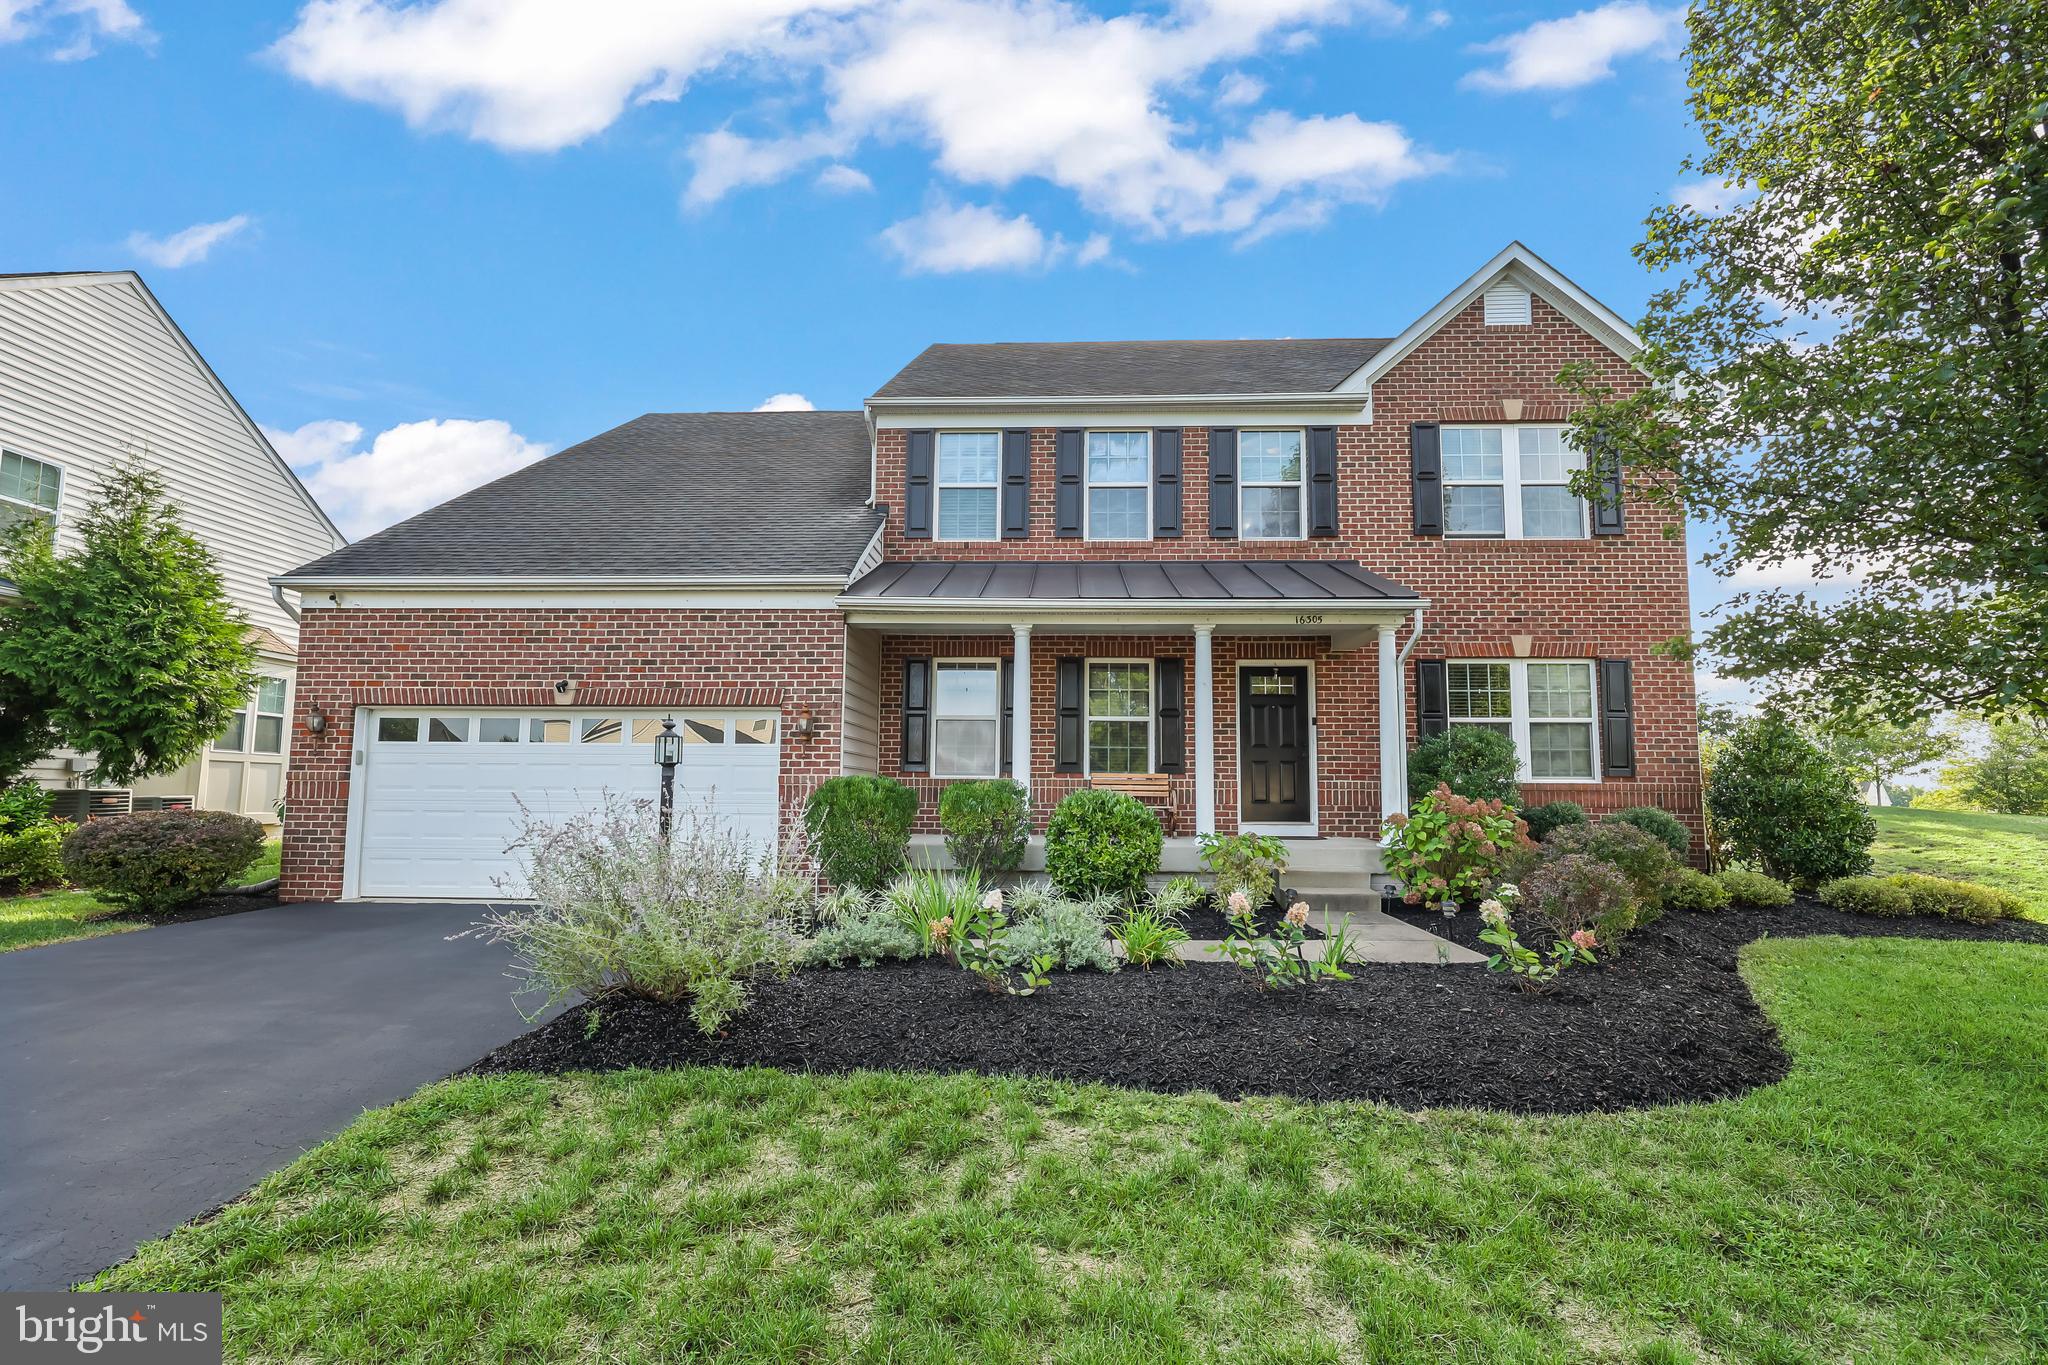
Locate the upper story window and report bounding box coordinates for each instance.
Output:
[936,432,1000,541]
[1447,659,1597,781]
[1239,429,1305,540]
[932,660,1002,777]
[1442,426,1587,539]
[0,450,62,534]
[215,676,288,755]
[1086,661,1152,773]
[1086,431,1150,540]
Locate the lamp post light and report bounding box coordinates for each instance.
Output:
[654,716,680,841]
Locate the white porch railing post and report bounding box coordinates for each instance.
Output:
[1011,624,1032,798]
[1193,624,1216,836]
[1378,623,1407,822]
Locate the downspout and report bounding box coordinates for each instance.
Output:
[271,582,300,624]
[1391,607,1426,816]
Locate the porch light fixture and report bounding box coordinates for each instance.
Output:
[654,716,680,841]
[305,704,328,735]
[790,706,821,739]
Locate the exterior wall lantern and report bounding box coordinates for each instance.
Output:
[654,716,680,840]
[305,704,328,735]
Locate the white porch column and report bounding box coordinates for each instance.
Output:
[1378,623,1407,822]
[1193,624,1216,835]
[1011,624,1032,797]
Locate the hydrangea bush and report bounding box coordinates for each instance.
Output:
[1381,784,1530,912]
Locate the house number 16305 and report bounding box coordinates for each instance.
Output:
[1293,613,1326,625]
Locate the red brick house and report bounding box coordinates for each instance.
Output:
[275,243,1700,901]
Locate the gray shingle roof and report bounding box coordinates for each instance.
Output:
[870,338,1391,400]
[285,411,880,580]
[845,559,1418,603]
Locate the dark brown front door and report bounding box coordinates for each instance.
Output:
[1239,666,1310,825]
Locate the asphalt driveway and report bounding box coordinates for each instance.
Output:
[0,902,554,1290]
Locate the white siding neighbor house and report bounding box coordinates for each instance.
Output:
[0,271,344,825]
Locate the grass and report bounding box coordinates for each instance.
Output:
[1871,806,2048,915]
[0,839,281,954]
[96,935,2048,1362]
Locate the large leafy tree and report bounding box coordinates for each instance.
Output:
[1810,705,1955,802]
[1567,0,2048,719]
[1935,716,2048,815]
[0,461,255,784]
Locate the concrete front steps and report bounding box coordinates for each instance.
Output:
[910,834,1388,885]
[1170,907,1485,966]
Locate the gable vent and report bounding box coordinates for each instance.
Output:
[1483,284,1532,326]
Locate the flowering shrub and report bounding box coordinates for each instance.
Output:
[61,809,266,913]
[1380,784,1530,911]
[1197,830,1289,911]
[1518,852,1640,951]
[939,887,1055,995]
[1478,890,1597,993]
[474,795,807,1035]
[1217,897,1355,988]
[1540,821,1675,912]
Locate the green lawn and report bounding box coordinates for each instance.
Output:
[1872,806,2048,915]
[96,935,2048,1362]
[0,839,281,954]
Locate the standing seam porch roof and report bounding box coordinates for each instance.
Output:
[842,559,1419,603]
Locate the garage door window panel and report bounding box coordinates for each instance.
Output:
[479,718,521,743]
[377,717,420,743]
[581,719,622,743]
[530,718,570,743]
[428,717,469,743]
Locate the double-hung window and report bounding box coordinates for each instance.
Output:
[1086,431,1149,539]
[0,451,62,533]
[936,432,999,540]
[215,677,288,755]
[1239,430,1305,539]
[1442,426,1587,539]
[932,661,1002,777]
[1086,662,1151,773]
[1446,660,1598,781]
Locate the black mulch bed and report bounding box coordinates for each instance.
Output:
[97,889,280,929]
[1175,894,1324,942]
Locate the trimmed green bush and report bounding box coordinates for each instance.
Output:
[0,780,55,834]
[1715,867,1794,908]
[1662,866,1731,912]
[1043,789,1162,900]
[1818,875,1913,917]
[1707,714,1875,889]
[1521,801,1588,843]
[60,809,266,913]
[0,822,66,891]
[1881,872,2027,924]
[1609,806,1691,860]
[938,779,1029,878]
[803,776,917,891]
[1407,727,1521,804]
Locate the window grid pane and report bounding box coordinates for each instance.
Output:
[0,452,60,510]
[934,719,1000,776]
[1447,663,1512,720]
[1087,664,1149,719]
[1529,722,1594,778]
[936,432,999,485]
[1088,487,1148,539]
[1086,431,1148,484]
[254,678,287,714]
[937,487,997,539]
[1241,486,1302,539]
[1239,430,1303,483]
[1088,720,1149,774]
[1526,663,1593,718]
[1444,485,1505,535]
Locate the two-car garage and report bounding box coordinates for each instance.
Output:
[345,708,782,899]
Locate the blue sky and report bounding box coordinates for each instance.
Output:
[4,0,1767,685]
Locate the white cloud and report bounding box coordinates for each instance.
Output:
[814,162,873,192]
[1,0,148,57]
[1726,554,1878,590]
[125,215,252,269]
[685,127,851,208]
[1463,2,1683,93]
[882,200,1059,274]
[753,392,816,410]
[266,416,549,538]
[1672,176,1749,217]
[1214,70,1264,107]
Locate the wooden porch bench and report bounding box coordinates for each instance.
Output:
[1088,773,1177,834]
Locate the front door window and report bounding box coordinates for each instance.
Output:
[1239,666,1310,824]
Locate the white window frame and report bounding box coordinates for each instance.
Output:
[1237,428,1307,542]
[1445,659,1601,783]
[1441,425,1588,541]
[934,430,1001,542]
[0,448,63,530]
[1083,658,1153,775]
[214,674,290,754]
[931,658,1004,779]
[1083,430,1151,542]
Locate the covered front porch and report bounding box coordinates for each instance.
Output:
[840,559,1428,860]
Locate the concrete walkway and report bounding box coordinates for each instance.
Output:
[1173,906,1485,964]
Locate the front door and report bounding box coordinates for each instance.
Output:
[1239,666,1311,825]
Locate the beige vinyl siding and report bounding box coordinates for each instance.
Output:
[841,626,883,775]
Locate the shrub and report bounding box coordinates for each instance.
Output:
[1197,831,1288,910]
[1662,866,1731,912]
[998,896,1119,972]
[1706,714,1875,889]
[0,822,66,891]
[1881,872,2028,924]
[1218,898,1355,989]
[1478,892,1598,994]
[803,776,917,891]
[1521,801,1588,843]
[1381,785,1529,910]
[1407,727,1521,804]
[1539,820,1675,916]
[1817,875,1913,918]
[1518,853,1639,952]
[1043,789,1162,900]
[61,809,266,914]
[1003,879,1063,920]
[0,780,55,834]
[1150,874,1206,918]
[938,779,1029,877]
[473,796,808,1034]
[1715,867,1794,908]
[1609,806,1691,860]
[805,892,923,967]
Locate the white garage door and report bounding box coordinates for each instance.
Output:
[350,709,780,899]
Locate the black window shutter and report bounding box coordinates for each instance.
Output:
[1154,656,1186,774]
[1153,428,1183,538]
[1054,429,1084,538]
[1590,439,1626,536]
[905,430,935,539]
[1600,658,1636,776]
[1307,425,1338,537]
[1001,429,1031,539]
[1055,657,1084,772]
[1208,427,1238,538]
[901,657,932,770]
[1415,659,1449,738]
[1410,423,1442,536]
[1000,656,1015,775]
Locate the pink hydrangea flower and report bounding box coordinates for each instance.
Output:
[1479,899,1509,926]
[981,888,1003,912]
[1285,901,1310,927]
[930,915,953,944]
[1227,890,1252,916]
[1571,928,1598,952]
